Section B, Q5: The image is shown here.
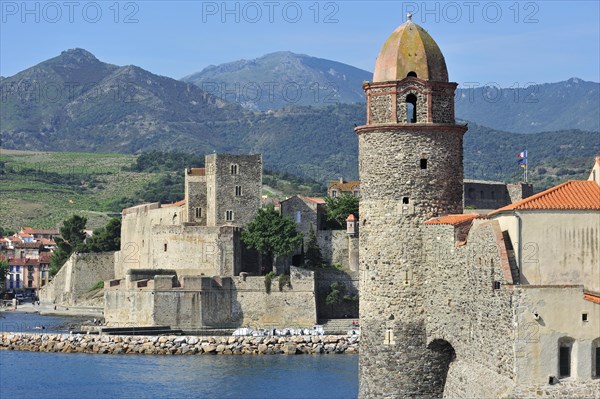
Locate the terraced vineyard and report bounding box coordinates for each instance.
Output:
[0,150,154,230]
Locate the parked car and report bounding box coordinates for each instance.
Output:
[15,293,25,303]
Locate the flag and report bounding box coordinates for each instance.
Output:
[518,150,527,168]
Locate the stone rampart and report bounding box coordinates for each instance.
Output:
[0,332,358,355]
[40,252,115,306]
[105,267,317,330]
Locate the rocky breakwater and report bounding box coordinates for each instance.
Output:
[0,332,359,355]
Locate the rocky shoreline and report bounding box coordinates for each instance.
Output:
[0,332,359,355]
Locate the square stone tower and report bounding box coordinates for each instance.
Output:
[184,167,207,225]
[355,14,467,398]
[205,154,262,227]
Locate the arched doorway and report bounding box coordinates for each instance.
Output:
[427,339,456,397]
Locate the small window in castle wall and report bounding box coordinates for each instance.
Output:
[231,164,239,175]
[195,207,202,219]
[582,313,588,322]
[420,159,428,169]
[332,190,337,197]
[226,210,234,221]
[235,186,242,196]
[406,94,417,123]
[402,197,410,205]
[383,329,396,345]
[164,243,168,252]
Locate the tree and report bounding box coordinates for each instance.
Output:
[49,215,88,276]
[325,194,359,229]
[304,225,323,269]
[59,215,88,247]
[0,259,8,293]
[325,282,347,306]
[241,205,303,274]
[83,218,121,253]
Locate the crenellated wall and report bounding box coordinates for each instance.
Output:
[104,267,316,330]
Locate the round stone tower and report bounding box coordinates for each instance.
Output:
[356,14,467,398]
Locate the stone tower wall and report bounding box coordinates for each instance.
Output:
[358,77,466,398]
[206,154,262,227]
[184,171,207,225]
[366,79,456,125]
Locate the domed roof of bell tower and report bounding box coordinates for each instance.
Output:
[373,14,449,83]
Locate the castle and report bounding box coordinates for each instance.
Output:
[103,153,318,330]
[355,14,599,398]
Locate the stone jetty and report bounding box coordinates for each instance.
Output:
[0,332,359,355]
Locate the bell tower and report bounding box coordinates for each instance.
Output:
[356,14,467,398]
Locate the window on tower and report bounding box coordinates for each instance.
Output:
[406,94,417,123]
[407,71,417,78]
[420,159,428,169]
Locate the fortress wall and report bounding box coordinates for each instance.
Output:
[40,252,115,306]
[104,267,317,330]
[422,220,518,396]
[232,267,317,328]
[149,225,238,277]
[316,230,349,267]
[117,204,182,278]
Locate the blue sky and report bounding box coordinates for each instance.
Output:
[1,1,599,86]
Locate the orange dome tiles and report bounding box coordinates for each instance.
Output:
[489,180,600,215]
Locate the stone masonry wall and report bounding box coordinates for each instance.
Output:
[149,225,239,277]
[357,124,465,398]
[105,267,317,330]
[422,221,517,398]
[206,154,262,227]
[317,230,349,267]
[184,171,207,225]
[117,203,183,279]
[40,252,115,306]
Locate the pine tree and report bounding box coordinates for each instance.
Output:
[304,225,323,269]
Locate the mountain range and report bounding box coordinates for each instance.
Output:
[182,51,371,112]
[181,51,599,133]
[1,49,598,188]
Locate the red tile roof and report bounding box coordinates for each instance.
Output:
[9,258,40,266]
[15,242,44,249]
[300,196,326,204]
[163,200,186,207]
[584,292,600,305]
[424,214,486,226]
[21,227,59,235]
[328,180,360,193]
[187,168,206,176]
[489,180,600,215]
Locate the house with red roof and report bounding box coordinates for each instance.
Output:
[328,178,360,198]
[488,180,600,292]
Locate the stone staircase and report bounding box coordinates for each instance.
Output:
[318,318,359,335]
